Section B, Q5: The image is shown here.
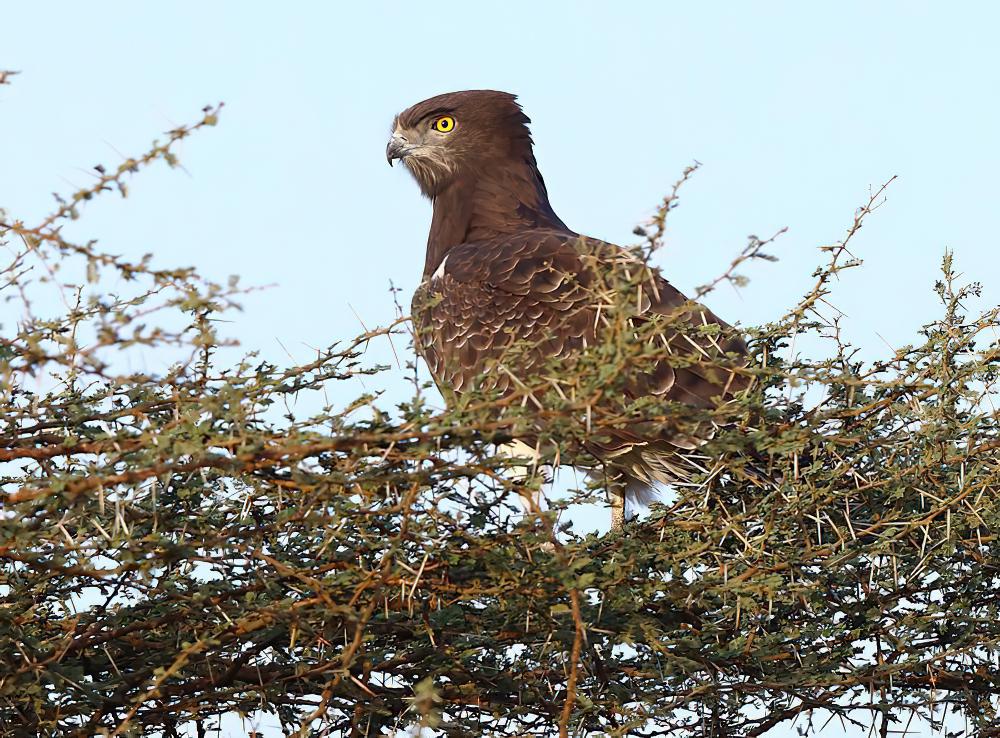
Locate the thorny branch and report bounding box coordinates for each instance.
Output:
[0,107,997,738]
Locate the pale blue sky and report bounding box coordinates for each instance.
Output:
[2,2,994,735]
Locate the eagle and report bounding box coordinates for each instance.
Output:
[387,90,751,532]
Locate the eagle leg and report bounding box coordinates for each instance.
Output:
[609,484,626,533]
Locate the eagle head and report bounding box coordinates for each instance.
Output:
[387,90,534,198]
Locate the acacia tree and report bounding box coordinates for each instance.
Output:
[1,94,998,737]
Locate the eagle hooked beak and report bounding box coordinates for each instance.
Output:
[386,134,408,166]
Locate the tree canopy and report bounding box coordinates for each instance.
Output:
[1,99,998,737]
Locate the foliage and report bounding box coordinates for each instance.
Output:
[1,101,998,738]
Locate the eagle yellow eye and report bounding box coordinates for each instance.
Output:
[433,115,456,133]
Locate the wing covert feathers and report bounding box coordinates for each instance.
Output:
[412,229,750,491]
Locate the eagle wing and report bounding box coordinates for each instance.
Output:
[411,229,749,412]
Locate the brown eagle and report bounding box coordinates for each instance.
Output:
[388,90,750,531]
